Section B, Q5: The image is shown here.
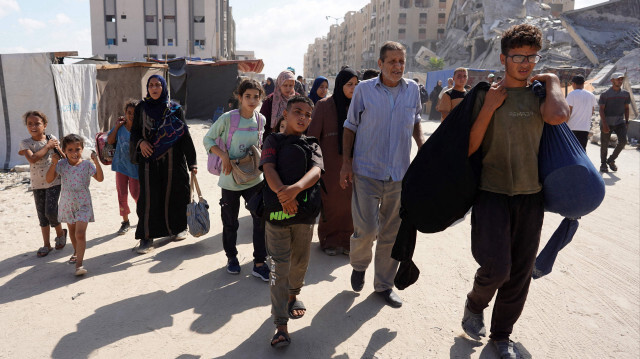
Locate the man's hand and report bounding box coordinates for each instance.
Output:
[140,140,153,158]
[483,82,507,112]
[339,160,353,189]
[602,123,610,134]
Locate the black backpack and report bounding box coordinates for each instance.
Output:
[261,133,324,226]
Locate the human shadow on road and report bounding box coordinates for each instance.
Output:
[601,172,620,186]
[303,242,350,286]
[51,266,271,358]
[214,290,391,358]
[449,335,483,358]
[0,228,223,305]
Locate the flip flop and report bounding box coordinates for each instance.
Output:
[270,331,290,348]
[55,229,68,250]
[68,255,77,264]
[288,300,306,319]
[37,246,52,257]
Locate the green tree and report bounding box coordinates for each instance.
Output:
[428,57,445,71]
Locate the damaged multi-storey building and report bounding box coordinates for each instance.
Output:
[437,0,640,71]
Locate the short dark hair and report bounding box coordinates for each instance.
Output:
[23,110,48,126]
[297,75,303,80]
[61,134,84,151]
[237,78,265,99]
[123,99,138,112]
[362,69,380,80]
[379,41,406,61]
[286,95,314,111]
[501,24,542,55]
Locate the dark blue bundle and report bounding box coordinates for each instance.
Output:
[538,122,605,218]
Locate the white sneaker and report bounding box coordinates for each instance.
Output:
[173,230,188,241]
[75,266,88,276]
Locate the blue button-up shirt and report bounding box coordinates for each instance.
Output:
[344,76,421,181]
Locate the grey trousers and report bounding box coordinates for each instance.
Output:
[349,173,401,292]
[266,222,314,326]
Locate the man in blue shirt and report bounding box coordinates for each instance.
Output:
[339,41,424,308]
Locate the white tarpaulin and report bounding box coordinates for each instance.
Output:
[50,64,99,150]
[0,53,60,169]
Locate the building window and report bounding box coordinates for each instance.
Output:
[167,39,174,46]
[105,54,117,63]
[194,16,205,23]
[107,38,117,45]
[106,15,116,22]
[145,15,155,22]
[415,0,429,7]
[438,13,446,18]
[146,38,158,46]
[419,28,426,40]
[398,13,407,25]
[400,0,411,8]
[164,15,176,20]
[194,39,205,47]
[420,13,427,24]
[398,28,406,40]
[122,37,127,43]
[120,14,126,20]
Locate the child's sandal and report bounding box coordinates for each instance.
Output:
[68,255,77,264]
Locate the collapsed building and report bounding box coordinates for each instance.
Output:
[436,0,640,71]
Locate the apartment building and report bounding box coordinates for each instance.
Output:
[304,0,454,78]
[90,0,235,63]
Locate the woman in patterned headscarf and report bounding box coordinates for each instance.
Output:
[130,74,197,254]
[307,67,358,256]
[259,70,297,137]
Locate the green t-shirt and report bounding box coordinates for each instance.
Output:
[203,111,263,191]
[472,87,543,196]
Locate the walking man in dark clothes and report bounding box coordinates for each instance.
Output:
[462,24,569,359]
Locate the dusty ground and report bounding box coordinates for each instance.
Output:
[0,119,638,359]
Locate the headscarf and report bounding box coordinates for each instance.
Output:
[142,74,184,160]
[308,76,328,104]
[264,77,275,96]
[333,67,358,154]
[143,75,170,121]
[271,70,296,128]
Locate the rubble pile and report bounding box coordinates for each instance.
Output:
[437,0,640,71]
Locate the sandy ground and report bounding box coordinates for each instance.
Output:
[0,118,638,359]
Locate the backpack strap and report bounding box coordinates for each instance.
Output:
[225,109,241,151]
[256,111,264,146]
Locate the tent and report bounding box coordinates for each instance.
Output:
[150,58,264,121]
[95,62,166,131]
[0,52,99,170]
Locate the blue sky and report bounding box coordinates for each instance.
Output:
[0,0,607,78]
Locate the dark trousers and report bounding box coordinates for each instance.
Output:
[467,190,544,341]
[33,185,61,227]
[572,130,589,151]
[600,123,627,164]
[220,185,266,264]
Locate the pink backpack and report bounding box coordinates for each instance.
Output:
[207,109,264,175]
[95,132,115,165]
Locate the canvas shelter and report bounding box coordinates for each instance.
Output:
[0,51,105,170]
[95,62,166,131]
[150,58,264,121]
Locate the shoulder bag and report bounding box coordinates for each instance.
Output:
[186,173,210,237]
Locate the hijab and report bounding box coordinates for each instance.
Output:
[308,76,328,104]
[264,77,275,96]
[142,74,185,160]
[333,67,358,155]
[271,70,296,128]
[142,75,170,121]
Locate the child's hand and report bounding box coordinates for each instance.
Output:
[222,153,232,175]
[282,198,298,215]
[90,150,98,161]
[277,185,300,204]
[46,138,59,150]
[51,153,61,164]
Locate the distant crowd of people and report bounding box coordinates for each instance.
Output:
[19,22,630,357]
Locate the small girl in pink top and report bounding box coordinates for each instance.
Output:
[46,134,104,276]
